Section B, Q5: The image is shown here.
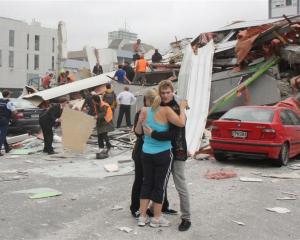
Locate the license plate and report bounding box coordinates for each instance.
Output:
[232,130,247,138]
[31,114,39,118]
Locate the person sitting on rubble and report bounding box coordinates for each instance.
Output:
[39,98,68,155]
[92,95,114,153]
[113,65,132,84]
[151,49,162,63]
[42,73,53,89]
[134,89,187,227]
[290,75,300,96]
[102,83,117,114]
[0,90,17,156]
[133,39,145,62]
[133,54,149,85]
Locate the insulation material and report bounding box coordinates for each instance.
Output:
[61,107,96,153]
[178,41,214,155]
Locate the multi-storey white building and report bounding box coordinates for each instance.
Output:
[0,17,57,94]
[269,0,300,18]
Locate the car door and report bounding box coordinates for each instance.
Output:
[285,110,300,156]
[279,110,296,156]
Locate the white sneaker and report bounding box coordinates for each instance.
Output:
[138,215,149,227]
[150,216,170,228]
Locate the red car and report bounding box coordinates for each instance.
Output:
[210,105,300,167]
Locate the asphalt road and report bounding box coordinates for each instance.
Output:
[1,144,300,240]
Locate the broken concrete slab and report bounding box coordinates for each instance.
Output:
[104,164,119,172]
[239,177,263,182]
[266,207,291,214]
[262,172,300,179]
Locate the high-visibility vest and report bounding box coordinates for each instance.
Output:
[101,101,113,123]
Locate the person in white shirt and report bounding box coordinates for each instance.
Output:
[116,86,136,128]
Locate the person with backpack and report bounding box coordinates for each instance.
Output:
[102,83,117,114]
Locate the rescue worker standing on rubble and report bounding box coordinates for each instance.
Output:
[39,98,68,155]
[92,94,114,153]
[0,90,16,156]
[102,83,117,114]
[133,54,149,85]
[143,80,192,231]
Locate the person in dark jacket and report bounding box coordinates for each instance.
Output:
[151,49,162,63]
[130,97,177,218]
[92,95,114,153]
[0,90,16,156]
[102,83,117,114]
[123,62,135,82]
[93,62,103,76]
[143,80,191,231]
[39,98,68,154]
[81,90,97,116]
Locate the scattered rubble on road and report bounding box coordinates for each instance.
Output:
[231,220,245,226]
[266,207,291,214]
[239,177,263,182]
[205,169,237,180]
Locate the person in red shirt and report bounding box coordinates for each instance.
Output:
[42,73,53,89]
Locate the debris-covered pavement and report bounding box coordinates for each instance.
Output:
[1,131,300,240]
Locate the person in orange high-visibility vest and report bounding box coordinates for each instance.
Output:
[92,94,114,153]
[133,54,149,85]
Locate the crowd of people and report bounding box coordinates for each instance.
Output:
[41,70,75,89]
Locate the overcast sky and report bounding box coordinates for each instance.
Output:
[0,0,268,52]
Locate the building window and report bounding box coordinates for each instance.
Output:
[286,0,292,6]
[51,56,55,70]
[35,35,40,51]
[34,54,39,70]
[0,50,2,67]
[27,34,30,50]
[26,54,29,70]
[9,30,15,47]
[9,51,14,68]
[52,38,55,52]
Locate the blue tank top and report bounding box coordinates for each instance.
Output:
[142,107,171,154]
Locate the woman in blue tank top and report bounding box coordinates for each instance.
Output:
[135,89,188,227]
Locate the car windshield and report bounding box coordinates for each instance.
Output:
[9,98,36,109]
[221,108,274,123]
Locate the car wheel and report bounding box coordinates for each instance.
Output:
[275,143,289,167]
[214,152,228,162]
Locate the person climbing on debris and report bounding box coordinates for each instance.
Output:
[92,94,114,153]
[151,49,162,63]
[135,88,187,228]
[42,73,53,89]
[123,61,135,82]
[113,65,132,84]
[0,90,16,156]
[102,83,117,114]
[39,98,68,155]
[132,39,145,62]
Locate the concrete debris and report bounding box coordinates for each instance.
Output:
[111,205,123,211]
[231,220,245,226]
[118,227,133,233]
[6,134,31,144]
[24,160,34,163]
[205,169,237,180]
[262,172,300,179]
[104,164,119,172]
[276,196,297,200]
[287,163,300,170]
[266,207,291,214]
[239,177,263,182]
[282,192,297,196]
[194,153,210,160]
